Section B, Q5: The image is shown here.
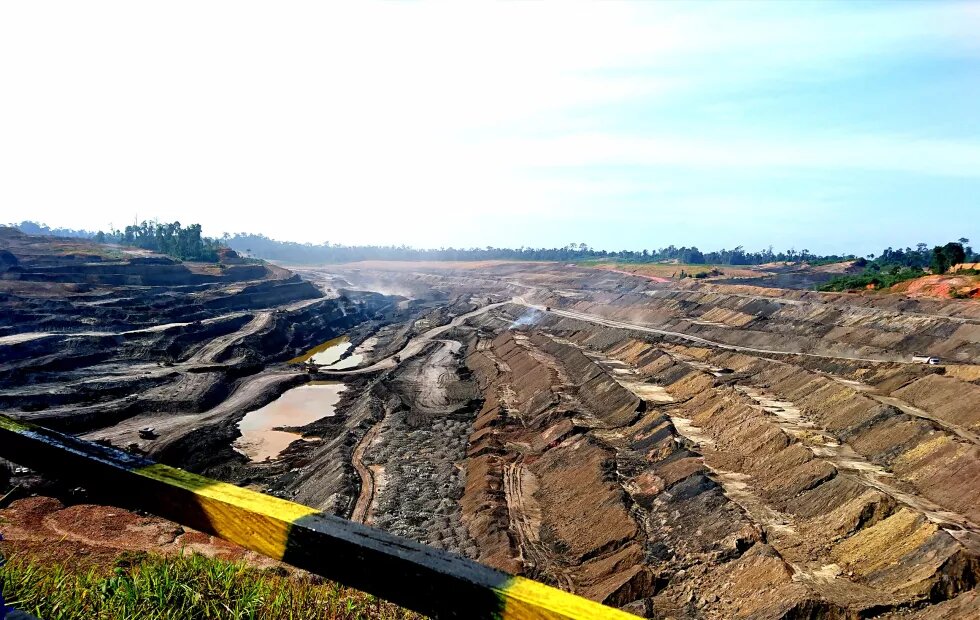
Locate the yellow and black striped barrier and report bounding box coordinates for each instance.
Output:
[0,415,637,619]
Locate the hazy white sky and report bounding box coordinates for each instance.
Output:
[2,1,978,254]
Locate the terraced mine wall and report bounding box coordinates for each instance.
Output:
[0,232,414,452]
[8,260,270,285]
[6,250,980,619]
[323,262,980,364]
[253,261,980,618]
[534,287,980,363]
[499,309,980,617]
[462,330,652,604]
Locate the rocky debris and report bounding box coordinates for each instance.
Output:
[368,411,474,555]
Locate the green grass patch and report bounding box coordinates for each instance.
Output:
[817,267,925,292]
[574,261,738,278]
[1,551,423,620]
[805,258,855,267]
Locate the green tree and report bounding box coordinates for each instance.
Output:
[931,246,949,274]
[931,243,965,274]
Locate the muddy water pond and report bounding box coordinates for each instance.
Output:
[288,335,375,369]
[233,382,345,462]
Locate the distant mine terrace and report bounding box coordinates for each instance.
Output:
[3,230,980,618]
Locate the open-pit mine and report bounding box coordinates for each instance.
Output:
[3,228,980,619]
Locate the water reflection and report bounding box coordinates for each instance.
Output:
[288,336,352,366]
[288,334,376,369]
[233,381,345,462]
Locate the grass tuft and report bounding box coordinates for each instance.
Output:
[0,551,424,619]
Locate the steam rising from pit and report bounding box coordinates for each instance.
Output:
[509,308,543,330]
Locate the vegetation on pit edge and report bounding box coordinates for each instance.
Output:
[96,221,225,262]
[818,240,972,292]
[7,220,225,263]
[1,221,876,267]
[575,260,725,278]
[219,236,846,266]
[0,551,423,620]
[11,221,979,274]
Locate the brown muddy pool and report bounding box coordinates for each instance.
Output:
[233,382,345,462]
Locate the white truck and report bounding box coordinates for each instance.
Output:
[912,354,940,365]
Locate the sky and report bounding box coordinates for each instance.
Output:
[1,1,978,255]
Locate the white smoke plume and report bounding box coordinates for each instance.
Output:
[509,308,544,330]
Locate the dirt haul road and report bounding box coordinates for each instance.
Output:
[528,302,930,364]
[82,370,303,452]
[319,300,510,375]
[325,294,930,381]
[82,300,495,463]
[350,419,385,524]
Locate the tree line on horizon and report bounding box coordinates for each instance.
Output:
[8,221,977,276]
[220,232,851,266]
[8,220,223,262]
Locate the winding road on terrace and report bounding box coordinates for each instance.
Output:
[76,290,941,478]
[75,288,940,456]
[318,300,511,375]
[321,295,931,382]
[521,301,927,365]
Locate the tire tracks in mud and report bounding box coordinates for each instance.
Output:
[503,462,576,592]
[395,340,462,414]
[351,418,385,524]
[188,312,271,364]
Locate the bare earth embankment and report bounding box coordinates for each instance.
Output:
[4,244,980,618]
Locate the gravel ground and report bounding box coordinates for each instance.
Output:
[365,408,477,558]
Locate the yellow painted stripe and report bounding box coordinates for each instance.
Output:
[1,416,641,619]
[135,463,318,559]
[0,416,29,432]
[502,576,640,620]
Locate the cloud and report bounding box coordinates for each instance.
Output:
[0,1,978,251]
[478,134,980,178]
